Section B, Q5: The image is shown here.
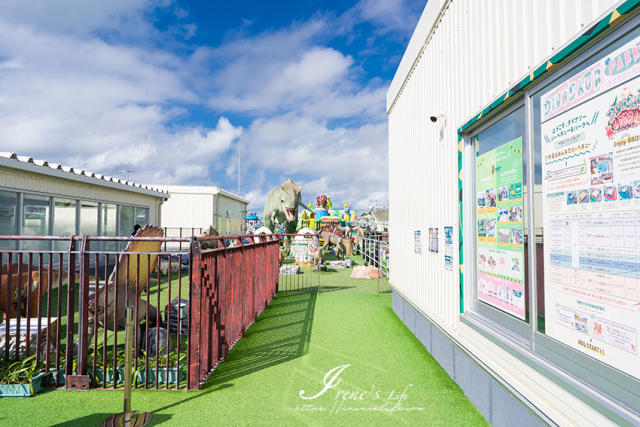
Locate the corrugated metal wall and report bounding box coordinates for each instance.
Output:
[161,191,246,234]
[216,195,246,234]
[161,192,213,229]
[387,0,619,333]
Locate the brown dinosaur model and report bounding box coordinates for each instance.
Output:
[198,225,224,250]
[318,229,346,260]
[0,264,68,318]
[87,226,164,341]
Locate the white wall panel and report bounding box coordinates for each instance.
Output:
[387,0,620,332]
[216,195,246,234]
[161,192,213,229]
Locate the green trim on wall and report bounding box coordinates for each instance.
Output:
[459,0,640,133]
[455,0,640,314]
[457,134,463,313]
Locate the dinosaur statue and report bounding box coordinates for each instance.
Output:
[335,225,354,256]
[0,264,68,318]
[313,248,326,271]
[87,225,164,342]
[199,225,225,250]
[318,229,346,260]
[263,179,309,235]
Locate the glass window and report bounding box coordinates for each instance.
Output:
[472,106,530,326]
[119,206,134,236]
[102,203,118,252]
[461,18,640,410]
[79,201,98,235]
[532,30,640,381]
[102,204,117,236]
[0,190,18,250]
[134,207,149,227]
[22,193,51,251]
[53,198,76,251]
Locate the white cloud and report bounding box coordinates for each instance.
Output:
[341,0,424,35]
[0,2,412,213]
[0,14,243,187]
[67,116,242,185]
[240,113,388,211]
[0,0,153,37]
[243,189,268,214]
[205,20,386,121]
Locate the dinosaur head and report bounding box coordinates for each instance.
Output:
[281,179,302,222]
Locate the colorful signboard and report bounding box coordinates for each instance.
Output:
[540,35,640,380]
[291,228,319,263]
[414,230,422,254]
[476,137,526,319]
[541,37,640,122]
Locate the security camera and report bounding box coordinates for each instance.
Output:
[429,114,445,123]
[428,114,446,142]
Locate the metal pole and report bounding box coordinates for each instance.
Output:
[124,306,134,424]
[104,305,151,426]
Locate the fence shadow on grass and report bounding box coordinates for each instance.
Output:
[50,413,173,426]
[201,290,317,388]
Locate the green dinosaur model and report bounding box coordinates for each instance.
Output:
[263,179,308,234]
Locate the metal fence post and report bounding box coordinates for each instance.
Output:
[64,237,77,381]
[187,237,202,390]
[77,236,90,375]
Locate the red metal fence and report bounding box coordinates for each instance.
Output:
[187,234,279,389]
[0,233,280,391]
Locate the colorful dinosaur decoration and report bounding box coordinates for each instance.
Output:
[263,179,308,234]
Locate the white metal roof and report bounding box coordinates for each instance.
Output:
[386,0,446,114]
[157,185,249,204]
[0,152,168,198]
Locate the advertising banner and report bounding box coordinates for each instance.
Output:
[476,137,526,319]
[444,226,453,270]
[414,230,422,254]
[429,227,439,253]
[540,35,640,379]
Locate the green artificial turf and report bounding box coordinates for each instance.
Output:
[278,255,391,294]
[1,256,487,427]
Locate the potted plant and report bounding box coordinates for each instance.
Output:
[90,353,124,386]
[134,350,186,385]
[0,355,46,397]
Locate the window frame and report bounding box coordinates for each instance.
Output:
[464,101,533,344]
[459,12,640,420]
[0,186,153,238]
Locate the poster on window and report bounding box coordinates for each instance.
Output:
[444,226,454,270]
[540,35,640,380]
[428,227,438,253]
[414,230,422,254]
[476,137,526,319]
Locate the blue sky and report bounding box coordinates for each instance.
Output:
[0,0,423,211]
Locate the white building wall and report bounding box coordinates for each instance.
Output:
[387,0,619,334]
[159,186,248,234]
[161,191,213,230]
[215,195,246,235]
